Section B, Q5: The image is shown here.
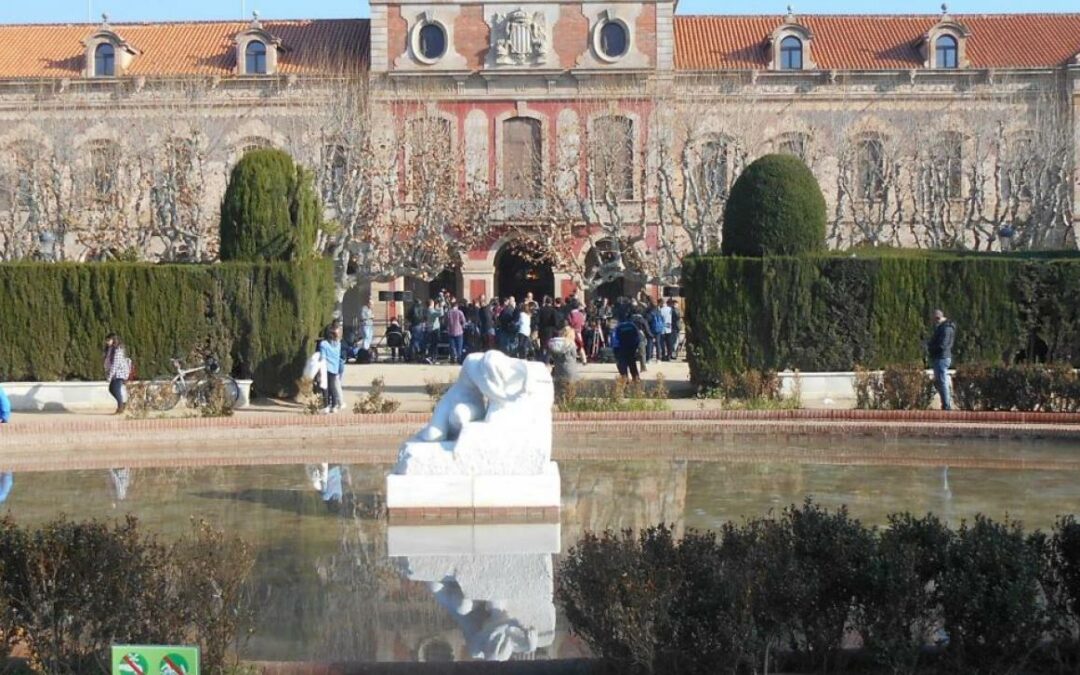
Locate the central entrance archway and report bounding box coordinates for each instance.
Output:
[494,243,554,303]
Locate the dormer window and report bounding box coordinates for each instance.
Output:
[246,40,267,75]
[235,12,284,76]
[769,10,814,71]
[923,7,970,69]
[82,14,138,78]
[94,43,115,77]
[780,36,803,70]
[935,35,958,69]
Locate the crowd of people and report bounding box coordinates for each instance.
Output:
[386,290,683,378]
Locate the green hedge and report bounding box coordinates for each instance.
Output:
[683,252,1080,384]
[0,261,333,396]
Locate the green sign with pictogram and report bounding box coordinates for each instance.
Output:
[111,645,199,675]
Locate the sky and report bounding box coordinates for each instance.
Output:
[1,0,1076,24]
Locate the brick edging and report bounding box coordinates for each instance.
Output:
[2,407,1080,438]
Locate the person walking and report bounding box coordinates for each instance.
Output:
[446,301,467,364]
[927,309,956,411]
[659,299,674,361]
[610,313,641,381]
[516,303,533,359]
[480,296,495,351]
[320,324,345,413]
[103,333,132,414]
[426,299,445,363]
[666,298,682,360]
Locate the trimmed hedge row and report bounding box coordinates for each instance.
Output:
[0,261,333,396]
[683,252,1080,384]
[559,503,1080,675]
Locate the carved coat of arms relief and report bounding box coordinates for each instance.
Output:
[491,9,548,65]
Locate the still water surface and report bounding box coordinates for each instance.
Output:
[0,435,1077,664]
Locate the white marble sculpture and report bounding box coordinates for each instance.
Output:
[387,351,560,510]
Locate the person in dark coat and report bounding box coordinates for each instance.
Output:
[536,296,559,360]
[927,309,957,411]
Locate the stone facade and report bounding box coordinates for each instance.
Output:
[0,6,1078,328]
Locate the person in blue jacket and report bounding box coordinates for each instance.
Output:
[0,385,10,424]
[319,323,345,413]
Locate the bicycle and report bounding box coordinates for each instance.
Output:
[148,356,241,411]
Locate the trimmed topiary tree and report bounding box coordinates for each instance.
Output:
[721,153,826,257]
[219,148,320,261]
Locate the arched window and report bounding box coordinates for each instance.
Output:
[323,143,348,201]
[502,117,542,201]
[856,137,885,201]
[245,40,267,75]
[592,115,634,201]
[936,35,958,69]
[936,131,963,198]
[775,132,810,161]
[88,141,120,201]
[95,43,116,77]
[406,117,453,194]
[0,142,41,213]
[696,136,733,198]
[779,36,803,70]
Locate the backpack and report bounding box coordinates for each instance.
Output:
[614,321,640,351]
[649,310,665,336]
[125,356,137,382]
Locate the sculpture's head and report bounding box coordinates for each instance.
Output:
[470,350,534,402]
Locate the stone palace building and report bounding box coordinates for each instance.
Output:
[0,1,1078,326]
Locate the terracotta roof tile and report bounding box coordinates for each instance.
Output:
[0,19,369,78]
[675,14,1080,70]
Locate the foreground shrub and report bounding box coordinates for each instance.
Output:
[0,516,254,674]
[721,154,827,257]
[558,526,752,675]
[861,513,952,674]
[0,261,333,396]
[854,364,935,410]
[559,504,1075,675]
[940,516,1052,674]
[747,501,876,671]
[953,363,1080,412]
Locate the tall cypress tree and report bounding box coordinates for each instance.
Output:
[219,148,320,261]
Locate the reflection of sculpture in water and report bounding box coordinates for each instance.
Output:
[428,579,538,660]
[390,523,559,662]
[0,472,12,504]
[108,468,132,503]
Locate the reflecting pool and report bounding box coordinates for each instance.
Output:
[0,434,1078,664]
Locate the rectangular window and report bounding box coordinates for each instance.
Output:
[502,117,542,201]
[592,116,634,201]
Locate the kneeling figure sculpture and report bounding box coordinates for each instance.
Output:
[387,351,561,511]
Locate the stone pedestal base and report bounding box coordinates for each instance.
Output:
[386,462,561,514]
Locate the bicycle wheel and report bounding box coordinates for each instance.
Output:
[149,378,182,411]
[219,376,242,407]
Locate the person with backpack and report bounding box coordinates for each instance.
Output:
[610,313,641,381]
[927,309,957,411]
[645,300,665,363]
[103,332,132,414]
